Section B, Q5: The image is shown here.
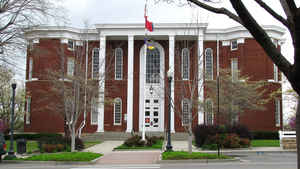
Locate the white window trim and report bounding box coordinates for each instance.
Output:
[29,57,33,80]
[181,48,190,80]
[274,64,278,82]
[231,58,238,82]
[231,39,238,51]
[91,97,98,125]
[205,99,214,125]
[114,98,122,125]
[205,48,213,80]
[115,48,123,80]
[92,48,100,79]
[67,57,75,76]
[275,99,281,127]
[181,99,190,126]
[26,97,31,124]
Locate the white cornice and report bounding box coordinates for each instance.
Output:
[24,23,285,41]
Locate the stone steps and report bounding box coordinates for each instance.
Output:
[282,138,297,149]
[81,132,190,141]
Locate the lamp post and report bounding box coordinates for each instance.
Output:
[8,82,16,158]
[166,70,173,152]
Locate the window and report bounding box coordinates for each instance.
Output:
[275,99,281,127]
[92,48,99,79]
[29,57,33,80]
[114,98,122,125]
[274,64,278,82]
[68,39,74,50]
[205,48,213,80]
[115,48,123,80]
[231,40,238,50]
[26,97,31,124]
[146,48,160,83]
[91,98,98,125]
[205,99,213,125]
[67,57,75,76]
[231,58,238,82]
[181,48,190,80]
[231,101,239,125]
[182,99,190,126]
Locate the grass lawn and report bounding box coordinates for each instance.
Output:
[83,141,102,149]
[162,151,232,160]
[5,140,39,153]
[251,140,280,147]
[114,140,163,150]
[11,152,102,162]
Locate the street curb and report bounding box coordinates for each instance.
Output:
[2,160,95,165]
[158,157,240,164]
[113,149,161,152]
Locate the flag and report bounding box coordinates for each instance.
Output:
[144,2,153,32]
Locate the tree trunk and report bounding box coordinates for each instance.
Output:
[188,123,193,154]
[296,97,300,169]
[71,126,76,152]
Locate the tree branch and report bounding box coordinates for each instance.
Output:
[253,0,289,28]
[186,0,244,26]
[229,0,293,85]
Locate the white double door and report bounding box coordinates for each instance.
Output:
[144,96,161,131]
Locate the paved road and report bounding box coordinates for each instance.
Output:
[0,152,296,169]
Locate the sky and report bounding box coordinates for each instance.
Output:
[12,0,298,121]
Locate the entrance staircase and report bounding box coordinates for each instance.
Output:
[81,132,190,141]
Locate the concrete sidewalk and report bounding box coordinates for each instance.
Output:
[83,140,123,154]
[82,140,296,164]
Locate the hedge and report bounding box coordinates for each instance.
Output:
[251,131,279,140]
[4,133,62,140]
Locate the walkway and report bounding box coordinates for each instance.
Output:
[83,140,293,164]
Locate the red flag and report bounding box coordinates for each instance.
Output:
[144,2,153,32]
[145,16,153,32]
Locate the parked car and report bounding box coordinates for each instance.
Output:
[0,132,6,161]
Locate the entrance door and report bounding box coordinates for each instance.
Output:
[139,42,165,132]
[144,98,160,131]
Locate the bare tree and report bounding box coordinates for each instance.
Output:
[0,65,25,133]
[205,69,274,125]
[0,0,65,71]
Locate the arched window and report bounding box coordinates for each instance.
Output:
[92,48,99,79]
[182,99,190,126]
[205,99,213,125]
[181,48,190,80]
[146,48,160,83]
[115,48,123,80]
[114,98,122,125]
[205,48,213,80]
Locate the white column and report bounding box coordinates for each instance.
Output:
[169,35,175,133]
[198,34,204,124]
[97,35,106,132]
[126,35,134,132]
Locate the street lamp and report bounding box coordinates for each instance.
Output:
[8,82,17,158]
[166,69,173,152]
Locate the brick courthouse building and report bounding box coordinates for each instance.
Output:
[24,23,284,133]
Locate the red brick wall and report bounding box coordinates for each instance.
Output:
[203,39,282,131]
[25,37,282,133]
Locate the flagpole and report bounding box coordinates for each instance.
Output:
[142,0,148,141]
